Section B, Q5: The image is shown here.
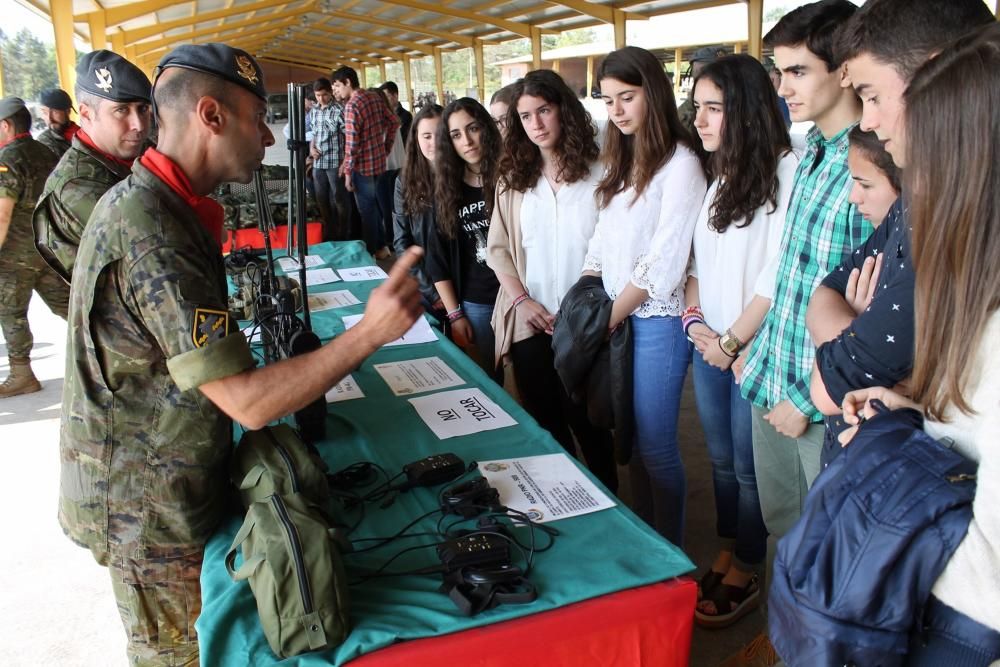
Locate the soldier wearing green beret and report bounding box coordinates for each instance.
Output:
[36,88,80,158]
[0,96,69,398]
[34,50,152,283]
[59,43,424,665]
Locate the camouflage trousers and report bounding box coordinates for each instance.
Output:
[109,552,203,666]
[0,264,69,358]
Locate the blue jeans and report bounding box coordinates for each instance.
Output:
[313,167,349,241]
[692,351,767,567]
[462,300,501,384]
[631,315,691,546]
[351,171,384,253]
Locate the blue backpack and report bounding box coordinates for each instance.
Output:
[769,407,977,666]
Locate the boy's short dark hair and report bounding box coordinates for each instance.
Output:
[764,0,858,71]
[313,77,332,92]
[836,0,995,80]
[379,81,399,95]
[331,66,359,89]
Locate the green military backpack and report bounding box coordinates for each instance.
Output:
[231,424,331,506]
[225,491,351,658]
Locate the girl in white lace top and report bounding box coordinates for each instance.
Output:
[582,46,707,546]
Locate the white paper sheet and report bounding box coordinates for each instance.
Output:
[373,357,465,396]
[477,454,616,523]
[342,313,438,346]
[338,265,389,281]
[305,268,341,286]
[308,290,361,312]
[324,374,365,403]
[277,255,325,271]
[408,388,517,439]
[243,328,261,344]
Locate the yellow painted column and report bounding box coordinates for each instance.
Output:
[734,42,743,54]
[403,54,414,110]
[51,0,78,104]
[110,31,126,56]
[433,47,445,105]
[673,48,682,95]
[378,60,386,84]
[530,27,542,70]
[613,9,627,49]
[552,59,560,73]
[359,66,367,88]
[586,55,594,98]
[474,39,485,103]
[88,12,108,51]
[748,0,764,60]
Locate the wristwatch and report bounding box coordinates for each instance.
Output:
[719,328,744,356]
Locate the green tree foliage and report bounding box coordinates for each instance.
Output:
[0,29,59,100]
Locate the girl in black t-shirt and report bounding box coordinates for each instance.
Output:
[425,98,502,381]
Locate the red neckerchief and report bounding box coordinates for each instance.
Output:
[0,132,31,148]
[76,128,135,169]
[62,122,80,143]
[139,148,224,244]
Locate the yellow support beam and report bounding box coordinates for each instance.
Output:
[379,61,387,84]
[474,39,485,103]
[673,48,682,95]
[365,0,538,39]
[137,25,290,66]
[530,26,542,70]
[110,31,126,56]
[403,54,414,110]
[613,9,627,49]
[734,42,742,54]
[287,31,407,61]
[309,23,439,56]
[586,55,593,99]
[433,47,444,106]
[551,59,560,73]
[77,0,193,27]
[747,0,763,60]
[257,57,327,75]
[51,0,77,105]
[88,11,107,50]
[359,66,367,88]
[133,15,301,56]
[265,42,374,66]
[542,1,644,24]
[320,8,474,47]
[121,0,304,44]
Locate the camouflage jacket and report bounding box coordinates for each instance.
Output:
[0,135,58,269]
[60,159,255,565]
[34,134,132,282]
[36,127,72,158]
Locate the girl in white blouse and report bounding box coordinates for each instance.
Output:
[582,46,708,546]
[683,54,799,629]
[486,70,616,492]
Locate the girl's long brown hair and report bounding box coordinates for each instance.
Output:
[906,22,1000,420]
[595,46,699,209]
[401,104,443,216]
[433,97,502,239]
[498,69,599,193]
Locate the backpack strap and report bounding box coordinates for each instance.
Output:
[224,512,265,581]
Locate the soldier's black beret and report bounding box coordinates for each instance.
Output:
[0,96,26,121]
[156,43,267,101]
[76,50,152,103]
[40,88,73,110]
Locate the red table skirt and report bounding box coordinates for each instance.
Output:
[224,222,323,252]
[348,578,696,666]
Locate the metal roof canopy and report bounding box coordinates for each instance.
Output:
[18,0,764,107]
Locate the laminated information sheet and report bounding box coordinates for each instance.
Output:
[338,265,389,281]
[342,313,437,346]
[373,357,465,396]
[408,388,517,439]
[277,254,325,271]
[309,290,361,312]
[324,375,365,403]
[305,268,341,286]
[477,453,616,523]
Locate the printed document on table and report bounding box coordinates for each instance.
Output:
[309,290,361,312]
[305,268,341,286]
[277,255,325,271]
[342,313,437,346]
[325,374,364,403]
[408,388,516,439]
[477,453,616,523]
[338,265,389,281]
[374,357,465,396]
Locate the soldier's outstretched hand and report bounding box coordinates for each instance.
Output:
[357,247,424,347]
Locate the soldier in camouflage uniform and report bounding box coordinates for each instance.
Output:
[35,88,80,158]
[60,43,423,665]
[34,51,152,283]
[677,46,725,133]
[0,97,68,398]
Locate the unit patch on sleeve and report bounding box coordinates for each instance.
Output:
[192,307,229,348]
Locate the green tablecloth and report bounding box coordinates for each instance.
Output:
[198,241,694,666]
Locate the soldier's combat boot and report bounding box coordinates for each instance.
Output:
[0,357,42,398]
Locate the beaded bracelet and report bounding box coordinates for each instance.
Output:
[682,316,706,337]
[447,307,466,323]
[512,293,530,309]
